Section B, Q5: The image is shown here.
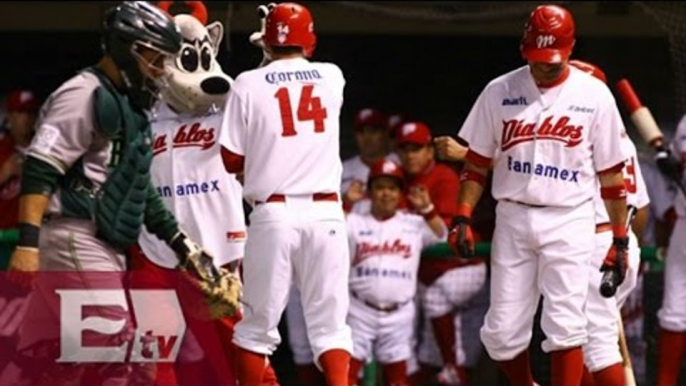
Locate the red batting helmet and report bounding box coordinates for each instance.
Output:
[569,59,608,84]
[368,159,405,188]
[264,3,316,58]
[521,5,575,64]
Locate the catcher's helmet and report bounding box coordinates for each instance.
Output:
[103,1,182,110]
[368,159,405,189]
[520,5,575,64]
[264,2,316,58]
[569,59,608,84]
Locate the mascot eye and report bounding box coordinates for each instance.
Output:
[201,46,212,71]
[179,46,199,72]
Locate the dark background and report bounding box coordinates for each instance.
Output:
[0,31,677,160]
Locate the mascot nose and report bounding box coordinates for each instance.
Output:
[201,77,231,95]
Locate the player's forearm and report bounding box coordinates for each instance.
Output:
[426,214,448,238]
[17,194,50,227]
[599,171,629,235]
[457,162,487,211]
[632,205,649,245]
[144,181,180,244]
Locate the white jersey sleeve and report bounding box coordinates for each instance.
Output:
[457,84,499,158]
[590,89,628,173]
[28,72,99,174]
[219,86,248,156]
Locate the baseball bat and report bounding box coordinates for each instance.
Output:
[618,315,637,386]
[616,79,686,196]
[600,205,637,298]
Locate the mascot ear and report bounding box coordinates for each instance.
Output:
[207,21,224,54]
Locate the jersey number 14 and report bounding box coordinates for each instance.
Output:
[274,85,328,136]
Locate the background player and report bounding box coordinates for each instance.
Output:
[655,109,686,386]
[219,3,352,385]
[346,159,447,386]
[452,5,629,386]
[568,59,651,386]
[392,121,487,385]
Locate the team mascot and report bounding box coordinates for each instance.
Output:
[128,2,279,385]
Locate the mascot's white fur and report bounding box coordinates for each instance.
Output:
[158,1,232,115]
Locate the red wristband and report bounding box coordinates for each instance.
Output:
[456,203,473,218]
[460,169,486,186]
[600,185,627,200]
[612,225,628,238]
[465,149,492,168]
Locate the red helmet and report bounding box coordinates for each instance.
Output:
[521,5,575,64]
[264,3,316,58]
[569,59,608,84]
[368,159,405,188]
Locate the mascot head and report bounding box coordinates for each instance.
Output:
[157,1,231,115]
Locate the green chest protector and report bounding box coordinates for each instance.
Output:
[60,67,154,250]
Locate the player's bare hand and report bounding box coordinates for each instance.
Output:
[345,180,366,204]
[434,136,467,162]
[407,185,432,211]
[7,247,39,289]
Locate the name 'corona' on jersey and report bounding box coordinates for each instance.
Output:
[265,69,323,85]
[501,115,583,151]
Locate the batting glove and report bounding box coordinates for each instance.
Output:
[600,236,630,288]
[449,216,475,258]
[655,147,683,183]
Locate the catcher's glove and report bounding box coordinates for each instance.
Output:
[171,232,242,320]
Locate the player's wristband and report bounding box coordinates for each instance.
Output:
[17,222,40,249]
[460,169,486,187]
[612,225,628,239]
[456,203,473,219]
[600,185,628,200]
[419,204,438,220]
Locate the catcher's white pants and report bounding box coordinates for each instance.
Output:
[658,217,686,331]
[233,197,353,366]
[480,200,592,361]
[583,229,640,372]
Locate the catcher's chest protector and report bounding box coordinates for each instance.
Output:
[61,66,154,250]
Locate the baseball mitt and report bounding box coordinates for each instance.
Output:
[179,251,242,320]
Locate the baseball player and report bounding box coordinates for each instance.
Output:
[452,5,630,386]
[218,3,353,385]
[5,3,216,384]
[655,113,686,386]
[567,60,651,385]
[341,108,402,215]
[0,90,39,231]
[346,159,447,386]
[393,121,487,385]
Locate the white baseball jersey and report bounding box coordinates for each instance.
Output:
[593,137,650,223]
[219,58,345,203]
[458,66,627,207]
[347,212,444,305]
[671,114,686,217]
[138,103,246,268]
